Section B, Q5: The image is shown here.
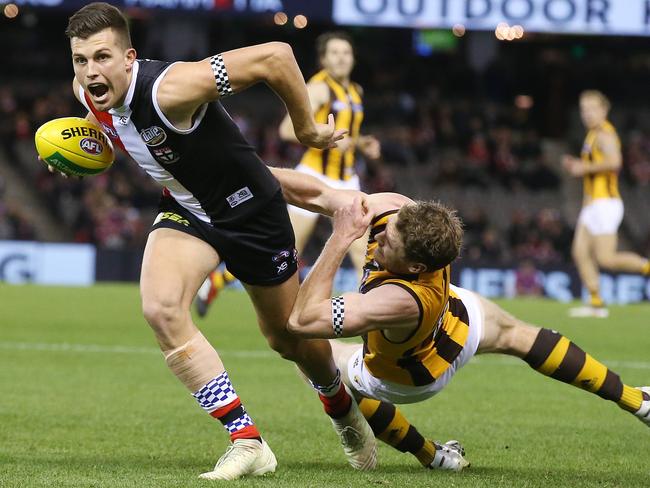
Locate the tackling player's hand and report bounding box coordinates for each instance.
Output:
[332,196,372,242]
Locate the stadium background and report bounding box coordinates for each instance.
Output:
[3,0,650,303]
[1,2,650,487]
[2,0,650,299]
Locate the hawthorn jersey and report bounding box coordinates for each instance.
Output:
[359,210,470,387]
[299,70,364,181]
[580,120,621,203]
[78,59,280,226]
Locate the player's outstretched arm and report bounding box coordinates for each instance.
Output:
[269,166,365,216]
[288,285,419,339]
[157,42,346,149]
[287,197,419,339]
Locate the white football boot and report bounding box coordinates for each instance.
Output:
[634,387,650,427]
[330,387,377,470]
[199,438,277,480]
[429,440,470,472]
[568,305,609,318]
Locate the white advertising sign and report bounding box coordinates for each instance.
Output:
[334,0,650,36]
[0,241,96,286]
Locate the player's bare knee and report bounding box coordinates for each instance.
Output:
[501,321,538,356]
[264,331,301,362]
[482,298,535,355]
[595,253,615,270]
[492,319,521,354]
[572,244,587,262]
[142,296,184,333]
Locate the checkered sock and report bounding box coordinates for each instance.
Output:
[312,369,352,419]
[193,371,261,442]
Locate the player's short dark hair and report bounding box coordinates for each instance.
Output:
[396,201,463,271]
[66,2,131,49]
[315,31,354,60]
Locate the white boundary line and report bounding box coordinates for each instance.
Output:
[0,341,648,369]
[0,341,275,358]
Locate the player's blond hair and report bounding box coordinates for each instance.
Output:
[580,90,611,112]
[395,201,463,271]
[66,2,132,49]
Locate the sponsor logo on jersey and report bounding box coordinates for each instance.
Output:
[153,211,190,227]
[226,186,254,208]
[140,126,167,146]
[152,146,180,164]
[79,137,103,155]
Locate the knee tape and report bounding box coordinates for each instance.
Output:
[163,332,223,392]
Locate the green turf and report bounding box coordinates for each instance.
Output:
[1,283,648,487]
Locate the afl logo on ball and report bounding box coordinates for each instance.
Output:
[140,126,167,146]
[79,138,103,155]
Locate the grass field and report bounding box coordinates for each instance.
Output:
[1,283,649,487]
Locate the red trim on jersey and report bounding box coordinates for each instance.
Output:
[162,188,171,197]
[83,92,127,153]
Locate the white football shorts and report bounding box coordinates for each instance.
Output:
[287,163,361,218]
[345,285,484,405]
[577,198,624,235]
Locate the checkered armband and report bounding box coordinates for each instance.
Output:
[331,296,345,337]
[210,54,233,98]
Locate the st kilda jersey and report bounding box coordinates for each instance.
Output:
[78,59,280,226]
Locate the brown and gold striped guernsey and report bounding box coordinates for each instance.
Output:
[300,70,364,181]
[359,210,470,386]
[580,120,621,203]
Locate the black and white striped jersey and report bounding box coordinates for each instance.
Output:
[78,59,280,226]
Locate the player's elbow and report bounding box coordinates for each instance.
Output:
[268,41,293,61]
[266,42,294,76]
[287,311,306,336]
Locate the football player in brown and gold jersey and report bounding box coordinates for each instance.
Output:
[563,90,650,318]
[270,167,650,468]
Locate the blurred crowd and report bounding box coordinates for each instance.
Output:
[2,77,650,267]
[0,174,36,241]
